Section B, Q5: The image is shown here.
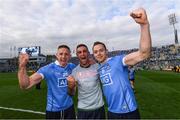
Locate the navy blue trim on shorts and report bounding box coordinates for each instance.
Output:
[77,105,106,119]
[108,109,140,119]
[129,79,135,81]
[46,104,76,119]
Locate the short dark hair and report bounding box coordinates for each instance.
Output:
[58,45,71,52]
[93,41,107,50]
[76,44,88,50]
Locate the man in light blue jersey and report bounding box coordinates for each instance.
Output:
[92,8,151,119]
[18,45,76,119]
[67,44,105,119]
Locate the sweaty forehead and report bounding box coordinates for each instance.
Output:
[93,44,105,50]
[58,48,70,53]
[77,46,88,51]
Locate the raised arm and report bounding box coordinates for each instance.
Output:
[124,8,152,66]
[18,54,42,89]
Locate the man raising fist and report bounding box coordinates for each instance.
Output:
[92,8,151,119]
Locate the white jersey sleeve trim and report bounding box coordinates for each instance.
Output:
[122,56,127,66]
[55,60,60,65]
[38,73,44,79]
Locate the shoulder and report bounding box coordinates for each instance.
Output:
[72,64,80,71]
[37,62,54,72]
[91,63,99,69]
[110,54,127,66]
[44,62,55,69]
[114,54,125,60]
[68,63,76,68]
[69,62,76,65]
[71,64,81,77]
[39,62,51,69]
[107,55,123,63]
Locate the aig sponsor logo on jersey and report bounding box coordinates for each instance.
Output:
[100,73,113,86]
[57,78,68,87]
[98,64,113,86]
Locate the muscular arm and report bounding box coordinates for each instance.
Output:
[18,54,42,89]
[124,8,152,66]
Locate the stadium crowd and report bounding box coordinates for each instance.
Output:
[0,44,179,73]
[136,44,180,71]
[105,44,179,72]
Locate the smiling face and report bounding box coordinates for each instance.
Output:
[76,45,89,67]
[93,43,108,63]
[56,47,71,67]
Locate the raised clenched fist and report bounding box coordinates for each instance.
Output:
[130,8,149,25]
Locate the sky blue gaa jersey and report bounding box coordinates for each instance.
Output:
[37,60,76,112]
[98,55,137,113]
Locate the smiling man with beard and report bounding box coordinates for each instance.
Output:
[67,44,105,119]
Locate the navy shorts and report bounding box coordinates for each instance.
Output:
[129,79,135,82]
[46,104,76,119]
[77,105,106,119]
[108,109,140,119]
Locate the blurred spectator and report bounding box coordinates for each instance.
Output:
[128,66,135,92]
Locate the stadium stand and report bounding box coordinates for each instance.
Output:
[0,58,17,72]
[0,44,179,73]
[107,44,180,72]
[27,54,46,71]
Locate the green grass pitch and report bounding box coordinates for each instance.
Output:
[0,70,179,119]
